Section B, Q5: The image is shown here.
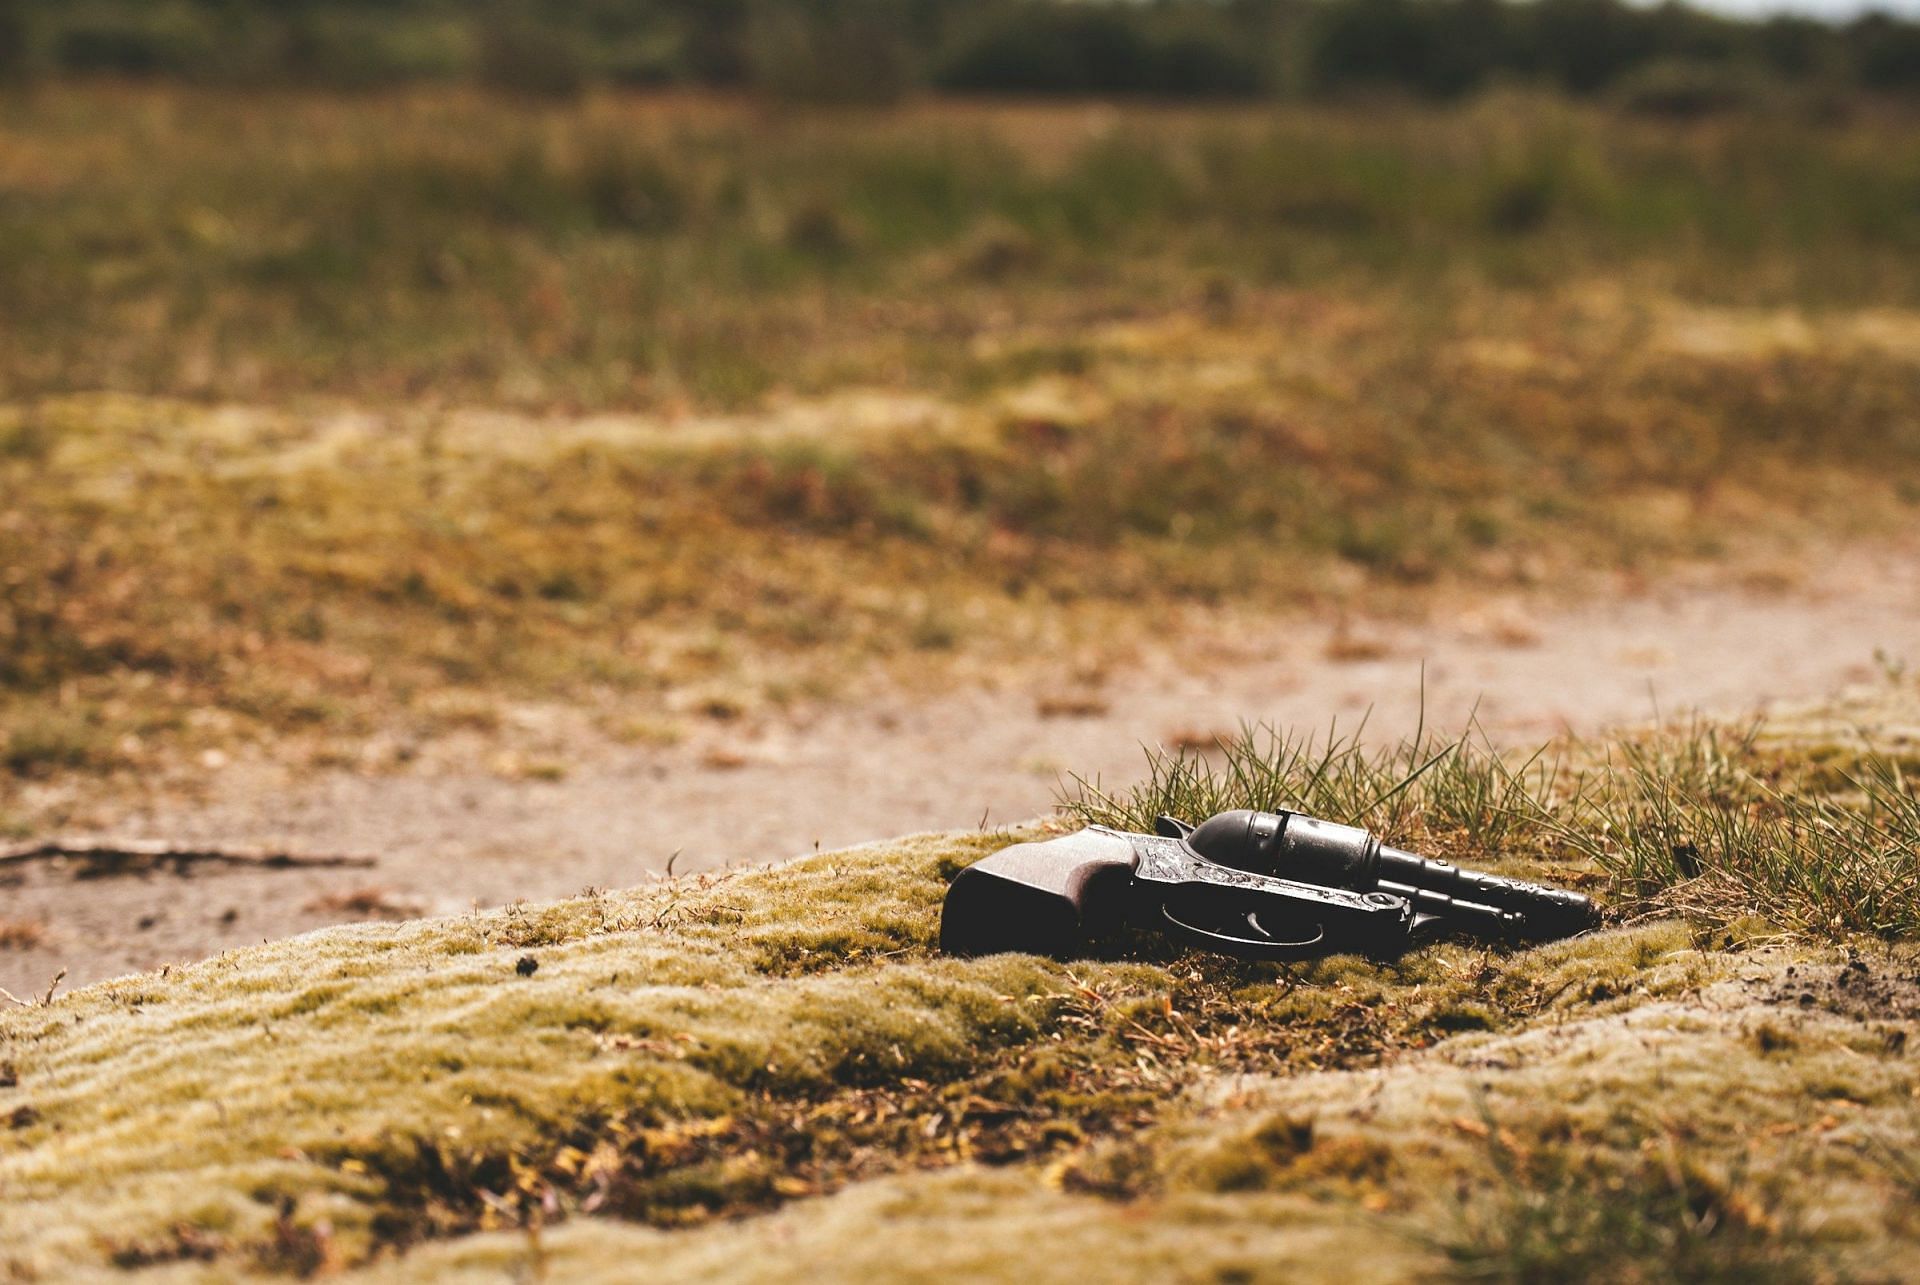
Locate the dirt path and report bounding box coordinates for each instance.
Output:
[4,545,1917,997]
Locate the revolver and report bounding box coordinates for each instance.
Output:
[940,809,1595,962]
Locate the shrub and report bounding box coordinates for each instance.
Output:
[477,17,588,99]
[1615,60,1763,119]
[746,0,917,105]
[937,6,1265,98]
[1848,13,1920,93]
[0,0,29,82]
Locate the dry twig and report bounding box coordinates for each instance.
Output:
[0,840,375,878]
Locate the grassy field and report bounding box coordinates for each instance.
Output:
[4,87,1920,805]
[3,690,1917,1279]
[5,83,1920,1279]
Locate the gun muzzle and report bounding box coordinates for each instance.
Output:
[1375,844,1595,939]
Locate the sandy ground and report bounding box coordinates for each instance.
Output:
[3,545,1917,997]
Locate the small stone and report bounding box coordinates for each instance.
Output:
[515,955,539,978]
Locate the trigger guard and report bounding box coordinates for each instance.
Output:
[1160,904,1327,961]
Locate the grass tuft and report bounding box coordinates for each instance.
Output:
[1059,716,1561,863]
[1061,701,1920,944]
[1560,730,1920,939]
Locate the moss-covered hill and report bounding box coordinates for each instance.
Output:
[4,698,1919,1281]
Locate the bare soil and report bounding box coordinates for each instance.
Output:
[3,545,1916,998]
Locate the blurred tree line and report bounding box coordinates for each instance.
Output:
[0,0,1916,104]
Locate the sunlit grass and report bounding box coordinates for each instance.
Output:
[1060,715,1559,858]
[1562,730,1920,938]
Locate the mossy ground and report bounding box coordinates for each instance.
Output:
[5,689,1919,1280]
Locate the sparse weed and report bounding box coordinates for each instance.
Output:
[1873,648,1910,686]
[1560,733,1920,938]
[414,691,503,735]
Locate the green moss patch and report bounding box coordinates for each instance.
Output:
[351,949,1920,1284]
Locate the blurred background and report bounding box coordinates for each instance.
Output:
[4,0,1920,99]
[3,0,1919,988]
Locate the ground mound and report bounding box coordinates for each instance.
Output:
[5,697,1919,1280]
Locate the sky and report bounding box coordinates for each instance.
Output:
[1657,0,1920,16]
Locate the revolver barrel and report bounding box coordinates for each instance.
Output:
[1183,809,1594,940]
[1374,845,1595,939]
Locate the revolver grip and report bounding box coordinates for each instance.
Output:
[940,829,1137,958]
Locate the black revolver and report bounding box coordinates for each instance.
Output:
[940,809,1594,962]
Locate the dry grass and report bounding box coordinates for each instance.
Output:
[1323,628,1395,664]
[1035,693,1112,720]
[3,88,1920,799]
[305,887,425,921]
[7,87,1920,408]
[5,293,1917,792]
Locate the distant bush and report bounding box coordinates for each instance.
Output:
[478,17,589,99]
[280,13,472,89]
[579,148,688,234]
[950,217,1044,283]
[937,7,1265,97]
[1848,13,1920,93]
[1755,15,1838,80]
[744,0,920,105]
[1308,0,1512,99]
[9,0,1920,107]
[53,5,227,78]
[0,0,29,81]
[1614,60,1763,119]
[784,201,861,258]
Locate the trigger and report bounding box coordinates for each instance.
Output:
[1246,909,1328,950]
